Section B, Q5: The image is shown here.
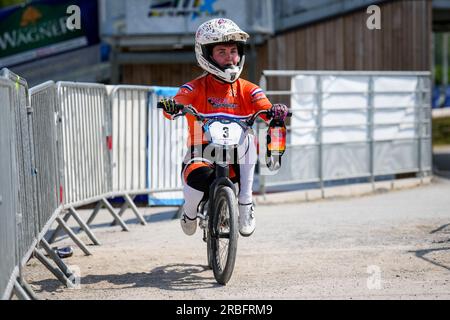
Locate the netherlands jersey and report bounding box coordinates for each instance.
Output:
[164,74,272,146]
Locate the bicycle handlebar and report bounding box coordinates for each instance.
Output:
[157,102,292,125]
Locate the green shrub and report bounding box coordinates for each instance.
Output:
[432,116,450,145]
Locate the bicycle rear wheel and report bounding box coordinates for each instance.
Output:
[206,232,213,270]
[209,186,239,285]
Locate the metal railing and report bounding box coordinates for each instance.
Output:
[0,69,47,300]
[1,76,190,299]
[259,70,432,194]
[110,85,149,194]
[0,77,19,300]
[29,81,63,244]
[57,82,111,206]
[147,87,188,205]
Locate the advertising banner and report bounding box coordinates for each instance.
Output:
[0,0,99,67]
[125,0,271,35]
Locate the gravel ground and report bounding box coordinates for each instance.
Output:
[23,176,450,300]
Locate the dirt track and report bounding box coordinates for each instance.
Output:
[23,177,450,300]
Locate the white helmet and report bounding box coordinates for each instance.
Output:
[195,18,249,83]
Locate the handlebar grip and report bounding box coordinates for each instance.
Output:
[156,101,184,111]
[266,111,293,119]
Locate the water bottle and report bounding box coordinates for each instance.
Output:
[266,119,286,157]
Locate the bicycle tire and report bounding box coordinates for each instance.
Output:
[206,232,213,270]
[209,185,239,285]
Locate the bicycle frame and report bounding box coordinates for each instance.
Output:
[207,145,237,230]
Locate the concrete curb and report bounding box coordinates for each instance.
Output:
[254,176,433,205]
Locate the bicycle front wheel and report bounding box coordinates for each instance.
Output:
[209,186,239,285]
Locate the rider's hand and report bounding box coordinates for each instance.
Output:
[270,104,289,121]
[158,98,181,115]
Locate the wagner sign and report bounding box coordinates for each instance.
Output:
[0,0,99,67]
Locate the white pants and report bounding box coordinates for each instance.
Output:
[182,134,257,219]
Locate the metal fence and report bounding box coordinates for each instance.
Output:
[109,85,187,198]
[57,82,111,206]
[147,87,188,205]
[259,70,432,193]
[109,85,150,194]
[0,69,38,270]
[29,81,63,244]
[0,76,193,299]
[0,69,55,299]
[0,77,19,300]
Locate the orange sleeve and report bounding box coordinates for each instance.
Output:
[174,82,196,106]
[163,82,196,120]
[247,83,272,122]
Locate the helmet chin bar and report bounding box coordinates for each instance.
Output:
[197,50,246,83]
[219,56,246,83]
[224,66,239,82]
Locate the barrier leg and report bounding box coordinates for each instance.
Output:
[48,211,71,244]
[69,207,101,245]
[13,280,31,300]
[33,248,75,288]
[86,201,102,226]
[101,198,129,231]
[125,194,147,225]
[110,199,130,226]
[56,217,92,256]
[40,238,74,279]
[111,195,146,226]
[18,277,38,300]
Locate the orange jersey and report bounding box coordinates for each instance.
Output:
[164,74,272,146]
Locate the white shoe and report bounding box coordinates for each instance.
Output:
[180,212,197,236]
[239,203,255,237]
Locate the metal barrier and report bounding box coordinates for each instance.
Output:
[0,77,19,300]
[0,76,190,299]
[102,84,153,226]
[0,69,53,300]
[110,85,150,194]
[259,70,432,194]
[57,82,112,206]
[52,82,124,246]
[109,85,187,200]
[147,87,188,205]
[97,85,187,226]
[0,69,37,272]
[29,81,62,241]
[1,72,86,300]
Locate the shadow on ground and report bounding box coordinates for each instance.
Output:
[44,208,180,243]
[409,247,450,271]
[408,223,450,271]
[31,263,221,294]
